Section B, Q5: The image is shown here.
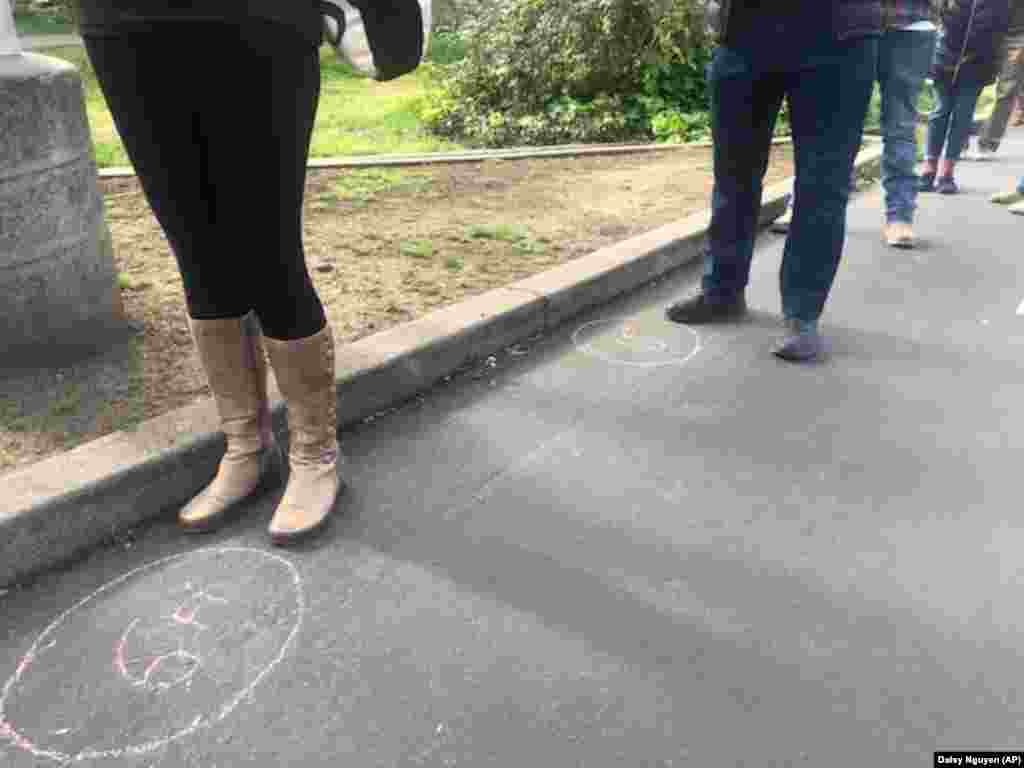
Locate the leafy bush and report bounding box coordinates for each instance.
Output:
[417,0,714,147]
[426,31,467,65]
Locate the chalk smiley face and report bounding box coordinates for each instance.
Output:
[114,582,230,693]
[572,318,702,368]
[0,548,304,764]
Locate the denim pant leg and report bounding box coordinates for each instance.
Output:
[925,76,955,160]
[878,28,935,223]
[1018,175,1024,196]
[780,38,877,325]
[703,47,784,299]
[944,77,986,162]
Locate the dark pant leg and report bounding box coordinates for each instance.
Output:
[944,77,986,162]
[702,46,785,299]
[925,75,956,160]
[979,36,1024,150]
[196,20,326,340]
[84,22,326,339]
[83,29,251,319]
[780,37,877,325]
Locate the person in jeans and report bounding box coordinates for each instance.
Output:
[666,1,881,362]
[74,2,421,543]
[772,1,937,249]
[966,0,1024,158]
[920,0,1011,193]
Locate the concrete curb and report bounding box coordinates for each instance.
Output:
[0,140,885,588]
[95,139,798,177]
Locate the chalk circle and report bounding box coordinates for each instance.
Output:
[0,548,304,764]
[572,318,702,368]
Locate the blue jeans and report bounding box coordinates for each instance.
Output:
[703,38,877,325]
[925,73,986,163]
[1018,176,1024,195]
[878,29,936,223]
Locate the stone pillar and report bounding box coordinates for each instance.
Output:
[0,0,128,369]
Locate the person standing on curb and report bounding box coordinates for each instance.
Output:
[72,1,424,543]
[964,0,1024,158]
[666,1,881,363]
[919,0,1011,194]
[770,0,937,250]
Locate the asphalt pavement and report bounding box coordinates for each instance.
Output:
[2,130,1023,767]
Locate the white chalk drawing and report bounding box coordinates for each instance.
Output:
[572,318,702,368]
[0,548,305,763]
[114,583,229,693]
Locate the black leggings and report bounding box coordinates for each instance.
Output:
[83,20,326,340]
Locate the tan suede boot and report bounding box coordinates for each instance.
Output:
[179,314,284,532]
[263,323,344,544]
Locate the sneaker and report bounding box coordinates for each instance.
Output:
[918,172,936,192]
[991,188,1024,205]
[962,140,996,161]
[884,221,915,249]
[935,176,958,195]
[1009,201,1024,216]
[771,206,793,234]
[321,0,431,82]
[773,319,825,363]
[665,292,747,325]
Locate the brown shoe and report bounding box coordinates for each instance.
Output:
[263,324,344,544]
[179,314,284,532]
[884,221,915,249]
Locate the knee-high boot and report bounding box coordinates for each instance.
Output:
[179,313,285,531]
[262,323,344,544]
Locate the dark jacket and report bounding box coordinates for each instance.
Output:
[882,0,940,28]
[1010,0,1024,37]
[705,0,885,43]
[932,0,1012,84]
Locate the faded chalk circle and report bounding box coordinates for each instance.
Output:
[0,548,305,763]
[572,318,702,368]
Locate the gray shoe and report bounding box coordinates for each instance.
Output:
[773,319,825,363]
[666,292,747,325]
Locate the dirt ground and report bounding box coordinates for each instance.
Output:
[0,146,797,477]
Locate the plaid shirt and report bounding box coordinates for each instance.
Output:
[881,0,937,28]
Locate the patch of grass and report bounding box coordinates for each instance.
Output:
[467,223,546,254]
[331,169,431,203]
[467,223,530,242]
[400,239,435,259]
[40,45,466,169]
[0,383,82,434]
[13,12,75,37]
[107,342,147,433]
[444,256,464,271]
[513,239,547,255]
[117,273,153,292]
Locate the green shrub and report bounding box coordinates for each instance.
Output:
[426,31,467,65]
[418,0,713,147]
